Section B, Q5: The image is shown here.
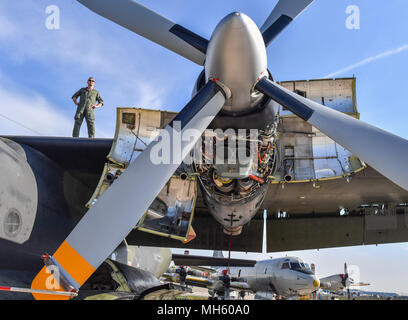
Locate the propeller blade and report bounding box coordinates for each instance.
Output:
[343,263,350,288]
[256,77,408,192]
[260,0,314,47]
[30,81,226,299]
[341,276,347,288]
[77,0,208,65]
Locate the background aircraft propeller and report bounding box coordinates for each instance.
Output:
[341,263,352,299]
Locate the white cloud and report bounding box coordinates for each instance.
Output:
[0,1,173,111]
[0,81,73,137]
[0,2,109,70]
[0,13,17,38]
[0,1,178,138]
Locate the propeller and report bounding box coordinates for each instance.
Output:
[30,81,227,299]
[341,263,349,288]
[255,77,408,192]
[342,263,352,299]
[260,0,314,47]
[77,0,208,65]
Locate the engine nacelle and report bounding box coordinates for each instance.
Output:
[193,127,278,235]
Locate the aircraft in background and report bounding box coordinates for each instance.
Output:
[1,0,408,300]
[319,263,370,299]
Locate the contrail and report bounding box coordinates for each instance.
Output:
[0,113,43,135]
[323,44,408,78]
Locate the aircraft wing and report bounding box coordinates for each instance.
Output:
[163,274,251,293]
[349,282,370,287]
[5,79,408,256]
[230,282,251,291]
[190,266,217,274]
[161,272,214,289]
[172,254,257,268]
[187,276,251,292]
[185,275,213,289]
[3,136,111,188]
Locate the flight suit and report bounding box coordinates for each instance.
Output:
[176,267,187,286]
[72,87,104,138]
[220,274,231,299]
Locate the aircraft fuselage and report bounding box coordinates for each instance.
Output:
[227,257,319,298]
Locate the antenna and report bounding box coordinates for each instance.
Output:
[262,209,267,257]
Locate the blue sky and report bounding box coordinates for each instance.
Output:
[1,0,408,293]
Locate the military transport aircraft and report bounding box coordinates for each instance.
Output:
[223,256,320,299]
[165,252,320,300]
[1,0,408,299]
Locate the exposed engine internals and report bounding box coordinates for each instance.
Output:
[192,127,278,235]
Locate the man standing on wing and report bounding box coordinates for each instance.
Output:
[72,77,104,138]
